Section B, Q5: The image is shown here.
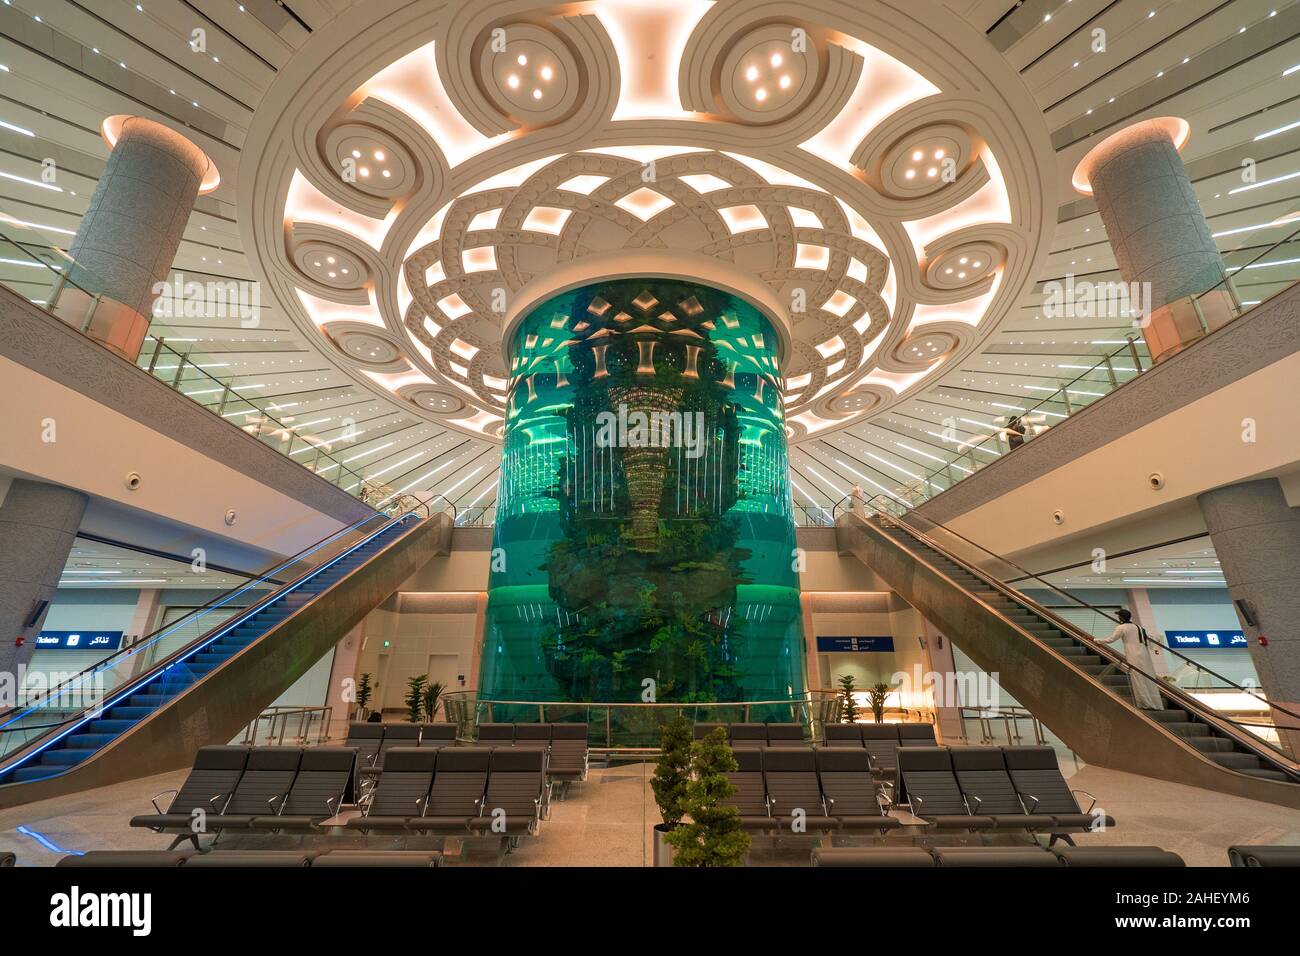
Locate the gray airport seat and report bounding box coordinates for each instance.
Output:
[418,723,457,748]
[548,723,590,781]
[932,846,1061,867]
[765,723,806,747]
[346,747,437,831]
[762,747,837,831]
[345,722,384,767]
[183,850,312,867]
[898,723,937,744]
[812,847,936,867]
[469,748,546,835]
[897,747,994,830]
[57,850,191,867]
[723,747,773,830]
[823,723,864,747]
[949,746,1056,831]
[728,722,767,746]
[248,746,356,830]
[1002,746,1113,832]
[815,747,899,830]
[478,723,515,745]
[203,747,303,830]
[861,724,901,776]
[129,745,248,845]
[513,723,552,750]
[311,850,441,867]
[1056,846,1185,867]
[410,746,490,832]
[693,722,724,740]
[1228,845,1300,867]
[373,723,420,769]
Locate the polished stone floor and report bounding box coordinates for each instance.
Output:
[1,756,1297,866]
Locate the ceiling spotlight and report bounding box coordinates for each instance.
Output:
[532,88,542,100]
[745,65,759,81]
[912,149,923,161]
[517,54,528,66]
[770,52,783,67]
[327,256,336,264]
[374,150,385,160]
[934,149,945,159]
[507,74,519,88]
[351,149,360,158]
[779,74,791,89]
[382,169,391,178]
[959,257,968,264]
[927,167,938,177]
[360,167,370,177]
[541,65,553,80]
[755,88,768,101]
[905,169,916,179]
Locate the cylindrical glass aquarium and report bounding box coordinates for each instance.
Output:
[480,278,805,721]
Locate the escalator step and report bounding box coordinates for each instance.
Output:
[1147,708,1191,723]
[39,748,95,766]
[65,733,117,749]
[87,719,136,734]
[10,766,61,783]
[1210,752,1264,770]
[105,706,152,719]
[1161,722,1211,737]
[1242,768,1291,781]
[1188,737,1240,754]
[126,695,171,707]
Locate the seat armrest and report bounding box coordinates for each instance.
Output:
[150,789,179,814]
[966,794,982,812]
[1021,793,1040,813]
[1071,789,1098,813]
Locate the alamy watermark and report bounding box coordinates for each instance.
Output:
[1042,275,1153,326]
[151,272,261,328]
[595,403,705,459]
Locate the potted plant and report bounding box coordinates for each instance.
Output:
[836,673,858,723]
[422,680,445,722]
[867,681,894,724]
[404,674,427,723]
[355,672,373,720]
[649,714,693,866]
[664,727,751,867]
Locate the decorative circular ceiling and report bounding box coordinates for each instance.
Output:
[239,0,1055,446]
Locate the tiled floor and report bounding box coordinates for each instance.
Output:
[2,757,1297,866]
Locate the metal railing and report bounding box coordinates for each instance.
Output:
[0,503,432,767]
[958,706,1047,747]
[441,691,843,751]
[849,502,1300,773]
[241,705,333,747]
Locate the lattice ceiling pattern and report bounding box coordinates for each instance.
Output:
[3,0,1291,518]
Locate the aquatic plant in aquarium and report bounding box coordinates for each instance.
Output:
[480,278,805,717]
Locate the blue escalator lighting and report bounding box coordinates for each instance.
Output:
[16,825,83,856]
[0,513,420,782]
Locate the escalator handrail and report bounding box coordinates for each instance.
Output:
[848,509,1300,779]
[857,493,1300,726]
[0,507,394,725]
[0,507,431,774]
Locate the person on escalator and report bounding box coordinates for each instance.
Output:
[1102,609,1164,710]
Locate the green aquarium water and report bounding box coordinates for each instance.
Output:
[480,278,806,728]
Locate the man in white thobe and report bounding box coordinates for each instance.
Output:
[1102,609,1164,710]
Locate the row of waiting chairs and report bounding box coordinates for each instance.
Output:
[60,849,440,867]
[345,722,456,772]
[474,723,590,781]
[824,722,937,779]
[721,747,897,832]
[130,746,358,847]
[694,722,809,746]
[347,747,545,838]
[896,746,1112,839]
[813,846,1184,867]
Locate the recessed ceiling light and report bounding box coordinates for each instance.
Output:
[507,74,519,88]
[517,54,527,66]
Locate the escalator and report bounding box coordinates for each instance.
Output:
[836,508,1300,809]
[0,507,449,808]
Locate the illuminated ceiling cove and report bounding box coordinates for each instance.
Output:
[242,0,1055,455]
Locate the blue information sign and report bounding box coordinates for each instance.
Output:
[816,636,895,653]
[36,630,124,651]
[1164,629,1247,650]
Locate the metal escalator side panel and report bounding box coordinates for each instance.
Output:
[835,512,1300,808]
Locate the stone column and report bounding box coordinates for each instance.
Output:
[1197,478,1300,757]
[324,621,365,741]
[56,116,217,361]
[0,478,88,681]
[1073,117,1234,363]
